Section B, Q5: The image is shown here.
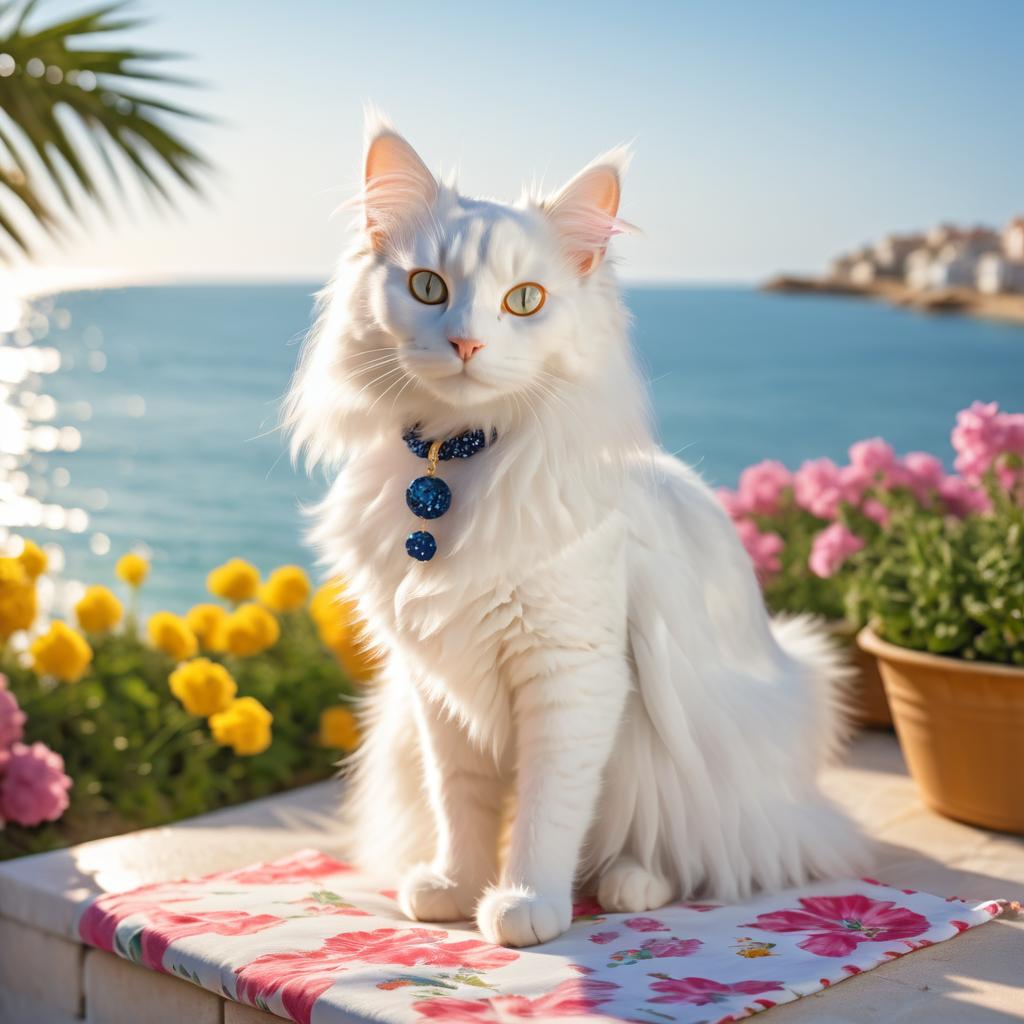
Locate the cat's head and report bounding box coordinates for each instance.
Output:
[289,115,638,464]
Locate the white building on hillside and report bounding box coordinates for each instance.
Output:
[977,253,1024,295]
[873,233,926,277]
[1004,217,1024,261]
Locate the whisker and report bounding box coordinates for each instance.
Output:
[367,371,411,415]
[352,365,404,402]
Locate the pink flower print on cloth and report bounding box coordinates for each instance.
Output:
[414,977,620,1021]
[571,898,606,923]
[80,888,283,972]
[646,973,785,1007]
[212,849,352,885]
[743,893,929,957]
[608,936,702,966]
[79,880,202,957]
[235,927,519,1024]
[136,908,283,971]
[624,916,669,932]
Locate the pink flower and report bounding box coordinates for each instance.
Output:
[743,892,929,958]
[608,936,703,965]
[849,438,896,480]
[211,849,352,885]
[0,741,71,827]
[139,908,283,971]
[79,879,219,954]
[902,452,946,501]
[716,487,749,521]
[236,927,518,1024]
[734,519,784,579]
[736,460,792,517]
[414,978,620,1021]
[625,916,670,933]
[0,675,26,749]
[862,499,891,527]
[938,476,991,517]
[571,897,605,921]
[837,464,872,507]
[647,975,785,1006]
[588,931,619,944]
[809,523,864,579]
[794,458,843,518]
[951,401,1024,486]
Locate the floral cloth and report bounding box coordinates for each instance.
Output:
[73,850,1003,1024]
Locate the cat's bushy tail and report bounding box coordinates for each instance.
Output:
[340,669,433,879]
[770,613,857,765]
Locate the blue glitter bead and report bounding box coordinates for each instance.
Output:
[403,426,495,462]
[406,530,437,561]
[406,475,452,519]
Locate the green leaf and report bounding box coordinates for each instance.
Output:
[0,0,209,257]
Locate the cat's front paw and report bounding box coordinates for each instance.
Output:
[476,885,571,947]
[399,863,477,922]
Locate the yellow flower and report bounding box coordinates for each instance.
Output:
[310,578,381,682]
[207,558,260,603]
[259,565,310,612]
[116,552,149,587]
[30,621,92,683]
[186,603,229,651]
[319,706,360,750]
[17,539,47,579]
[75,585,123,633]
[147,611,198,661]
[222,603,280,657]
[209,696,272,756]
[169,657,237,717]
[0,558,37,640]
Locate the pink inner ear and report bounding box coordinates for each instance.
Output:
[363,131,437,252]
[546,164,625,276]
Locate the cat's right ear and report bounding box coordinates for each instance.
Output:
[362,118,437,253]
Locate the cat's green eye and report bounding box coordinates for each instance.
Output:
[408,269,448,306]
[503,282,546,317]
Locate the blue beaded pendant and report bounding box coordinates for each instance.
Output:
[402,426,495,562]
[406,475,452,520]
[406,530,437,561]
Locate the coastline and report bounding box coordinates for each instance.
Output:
[763,275,1024,327]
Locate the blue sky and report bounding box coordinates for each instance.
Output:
[22,0,1024,283]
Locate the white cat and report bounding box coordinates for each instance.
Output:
[287,114,869,948]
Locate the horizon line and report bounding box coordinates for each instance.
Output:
[9,267,766,301]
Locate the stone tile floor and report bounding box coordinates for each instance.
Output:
[0,731,1020,1023]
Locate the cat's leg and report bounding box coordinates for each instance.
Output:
[597,857,675,913]
[399,690,503,923]
[476,656,630,947]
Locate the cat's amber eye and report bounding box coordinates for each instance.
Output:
[503,282,546,317]
[408,269,448,305]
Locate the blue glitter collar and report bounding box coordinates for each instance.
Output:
[401,426,495,561]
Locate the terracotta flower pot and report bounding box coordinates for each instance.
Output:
[827,621,892,728]
[858,627,1024,834]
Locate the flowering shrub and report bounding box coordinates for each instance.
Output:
[0,550,376,859]
[719,402,1023,663]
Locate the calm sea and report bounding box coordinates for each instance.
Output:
[8,284,1024,612]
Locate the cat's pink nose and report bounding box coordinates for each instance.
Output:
[448,337,485,362]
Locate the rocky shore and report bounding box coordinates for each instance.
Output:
[763,275,1024,327]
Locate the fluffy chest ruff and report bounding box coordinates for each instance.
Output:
[313,433,630,754]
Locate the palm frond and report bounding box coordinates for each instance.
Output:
[0,0,209,258]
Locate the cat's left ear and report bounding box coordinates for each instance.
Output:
[545,148,633,275]
[362,117,438,253]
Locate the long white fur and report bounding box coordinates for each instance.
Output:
[287,114,869,948]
